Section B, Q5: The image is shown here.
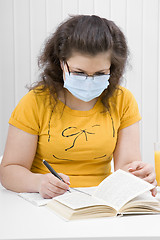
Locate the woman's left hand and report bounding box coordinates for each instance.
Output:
[128,161,157,197]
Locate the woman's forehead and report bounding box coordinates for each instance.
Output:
[67,51,111,70]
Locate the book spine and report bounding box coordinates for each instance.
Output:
[116,212,123,217]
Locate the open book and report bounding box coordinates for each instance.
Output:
[47,169,160,220]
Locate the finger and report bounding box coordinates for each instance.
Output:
[47,187,64,198]
[130,164,153,178]
[59,173,70,185]
[152,179,157,187]
[149,179,157,197]
[143,172,156,184]
[128,161,144,172]
[130,168,148,178]
[151,187,157,197]
[48,174,69,191]
[48,182,67,195]
[41,193,52,199]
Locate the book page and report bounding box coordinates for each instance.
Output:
[53,189,112,210]
[120,191,160,213]
[128,191,160,203]
[93,169,154,211]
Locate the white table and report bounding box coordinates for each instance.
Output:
[1,183,160,240]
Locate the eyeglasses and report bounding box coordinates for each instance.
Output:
[65,62,110,79]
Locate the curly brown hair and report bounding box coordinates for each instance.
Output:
[29,14,129,113]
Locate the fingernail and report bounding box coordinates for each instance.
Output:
[128,168,133,171]
[67,181,70,185]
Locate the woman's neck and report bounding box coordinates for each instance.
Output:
[57,89,98,111]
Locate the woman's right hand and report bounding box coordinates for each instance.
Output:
[38,173,70,199]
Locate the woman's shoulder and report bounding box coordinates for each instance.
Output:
[28,85,51,97]
[113,85,132,96]
[110,86,141,129]
[22,85,56,107]
[111,85,135,102]
[9,86,56,135]
[108,85,139,114]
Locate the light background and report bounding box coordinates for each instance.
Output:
[0,0,160,168]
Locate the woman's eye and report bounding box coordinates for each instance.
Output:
[73,71,85,76]
[95,73,105,76]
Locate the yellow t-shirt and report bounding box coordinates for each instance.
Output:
[8,86,141,187]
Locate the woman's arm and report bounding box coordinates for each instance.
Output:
[0,124,40,192]
[113,121,157,196]
[113,122,142,171]
[0,125,69,198]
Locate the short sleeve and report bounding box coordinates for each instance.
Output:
[118,88,142,130]
[8,91,39,135]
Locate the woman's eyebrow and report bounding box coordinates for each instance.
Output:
[73,67,110,73]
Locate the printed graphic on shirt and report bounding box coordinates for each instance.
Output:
[51,124,111,161]
[62,125,100,151]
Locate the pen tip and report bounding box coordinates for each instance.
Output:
[43,159,45,163]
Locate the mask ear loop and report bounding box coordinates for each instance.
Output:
[65,62,70,75]
[63,61,70,75]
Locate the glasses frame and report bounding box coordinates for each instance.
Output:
[65,62,110,79]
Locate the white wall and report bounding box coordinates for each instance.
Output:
[0,0,160,168]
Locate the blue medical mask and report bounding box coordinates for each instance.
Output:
[63,71,110,102]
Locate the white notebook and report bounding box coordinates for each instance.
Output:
[18,187,96,206]
[18,192,51,206]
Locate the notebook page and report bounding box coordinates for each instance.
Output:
[18,192,51,206]
[93,169,154,211]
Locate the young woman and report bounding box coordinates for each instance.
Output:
[0,15,157,198]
